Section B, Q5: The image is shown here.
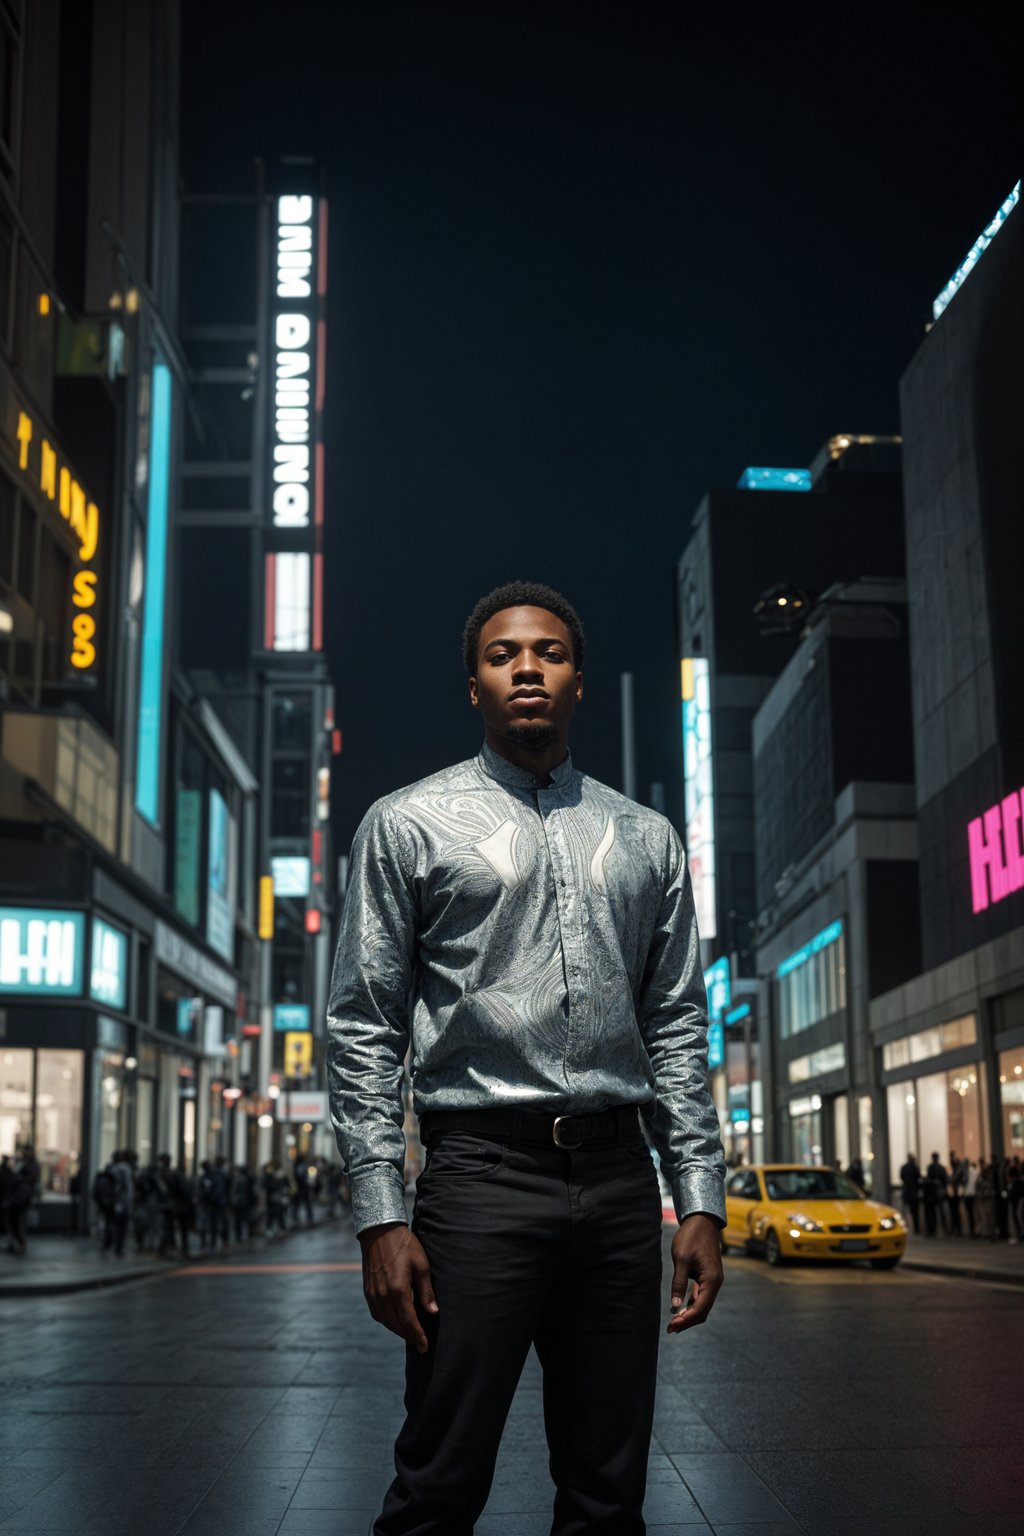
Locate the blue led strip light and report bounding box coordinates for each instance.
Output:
[776,919,843,979]
[933,181,1020,322]
[136,361,172,825]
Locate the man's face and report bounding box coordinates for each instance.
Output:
[469,605,582,750]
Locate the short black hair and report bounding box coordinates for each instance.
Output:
[462,581,586,673]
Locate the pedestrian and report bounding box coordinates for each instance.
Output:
[326,1164,343,1217]
[327,581,727,1536]
[292,1158,314,1224]
[963,1159,979,1236]
[6,1144,39,1255]
[97,1150,134,1258]
[846,1156,867,1193]
[899,1152,922,1234]
[947,1148,964,1236]
[134,1156,159,1252]
[1007,1156,1024,1243]
[262,1162,288,1237]
[230,1164,257,1242]
[925,1152,948,1235]
[0,1153,11,1239]
[155,1153,192,1259]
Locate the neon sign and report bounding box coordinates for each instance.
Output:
[265,190,326,653]
[968,788,1024,913]
[737,467,811,492]
[0,908,85,995]
[933,181,1020,322]
[12,406,101,671]
[90,917,128,1010]
[682,656,716,938]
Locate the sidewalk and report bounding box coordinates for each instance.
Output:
[900,1230,1024,1285]
[0,1211,344,1298]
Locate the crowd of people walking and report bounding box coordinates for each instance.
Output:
[0,1148,347,1261]
[88,1151,349,1259]
[898,1150,1024,1240]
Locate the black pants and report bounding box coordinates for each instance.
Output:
[102,1208,129,1256]
[375,1121,664,1536]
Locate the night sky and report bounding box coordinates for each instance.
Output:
[180,1,1020,849]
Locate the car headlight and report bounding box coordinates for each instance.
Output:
[787,1213,824,1233]
[878,1214,905,1231]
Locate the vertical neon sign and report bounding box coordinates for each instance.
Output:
[136,360,172,825]
[682,656,717,938]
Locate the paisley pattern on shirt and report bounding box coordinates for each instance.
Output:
[327,742,726,1234]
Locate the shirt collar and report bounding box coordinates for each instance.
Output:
[478,741,575,792]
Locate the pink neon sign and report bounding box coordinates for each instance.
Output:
[967,788,1024,913]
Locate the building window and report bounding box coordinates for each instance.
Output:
[882,1014,978,1072]
[787,1041,846,1083]
[998,1047,1024,1152]
[776,922,845,1039]
[35,1048,82,1197]
[787,1094,823,1165]
[0,1046,33,1156]
[886,1066,988,1190]
[0,8,19,177]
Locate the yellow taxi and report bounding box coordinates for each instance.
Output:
[722,1164,907,1268]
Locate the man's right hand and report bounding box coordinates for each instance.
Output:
[358,1222,438,1354]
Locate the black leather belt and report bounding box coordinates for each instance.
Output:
[419,1105,643,1150]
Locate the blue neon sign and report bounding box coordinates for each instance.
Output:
[725,1002,751,1026]
[0,908,85,996]
[274,1002,311,1033]
[90,917,128,1011]
[136,360,173,825]
[933,181,1020,322]
[737,467,812,492]
[776,919,843,979]
[704,956,731,1022]
[707,1020,725,1070]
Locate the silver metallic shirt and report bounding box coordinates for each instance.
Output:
[327,743,726,1234]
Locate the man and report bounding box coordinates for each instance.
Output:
[327,581,726,1535]
[899,1151,921,1234]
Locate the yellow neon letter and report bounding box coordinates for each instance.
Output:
[72,570,97,608]
[40,440,57,500]
[78,501,99,562]
[16,411,33,471]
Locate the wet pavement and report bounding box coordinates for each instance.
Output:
[0,1221,1020,1534]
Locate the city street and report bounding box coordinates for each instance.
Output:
[1,1223,1020,1536]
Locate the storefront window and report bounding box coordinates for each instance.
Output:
[887,1065,987,1189]
[788,1095,822,1164]
[998,1047,1024,1153]
[35,1049,82,1198]
[0,1048,33,1156]
[93,1050,126,1176]
[135,1076,155,1166]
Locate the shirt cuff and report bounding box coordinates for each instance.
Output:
[672,1169,726,1228]
[350,1165,408,1236]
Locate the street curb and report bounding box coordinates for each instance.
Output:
[900,1257,1024,1286]
[0,1214,346,1299]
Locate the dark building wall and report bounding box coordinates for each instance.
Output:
[705,485,905,679]
[753,643,832,913]
[865,859,921,998]
[828,635,914,791]
[900,203,1024,971]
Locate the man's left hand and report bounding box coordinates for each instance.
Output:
[667,1212,724,1333]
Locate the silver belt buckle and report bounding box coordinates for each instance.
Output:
[552,1115,582,1149]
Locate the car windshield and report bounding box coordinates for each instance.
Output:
[764,1169,864,1202]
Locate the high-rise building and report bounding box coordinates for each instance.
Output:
[751,578,919,1179]
[0,0,260,1225]
[871,186,1023,1191]
[177,162,337,1171]
[676,440,905,1162]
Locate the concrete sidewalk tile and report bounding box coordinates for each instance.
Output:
[668,1453,793,1524]
[278,1512,375,1536]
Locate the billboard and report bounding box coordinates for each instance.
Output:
[0,908,85,996]
[206,788,236,962]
